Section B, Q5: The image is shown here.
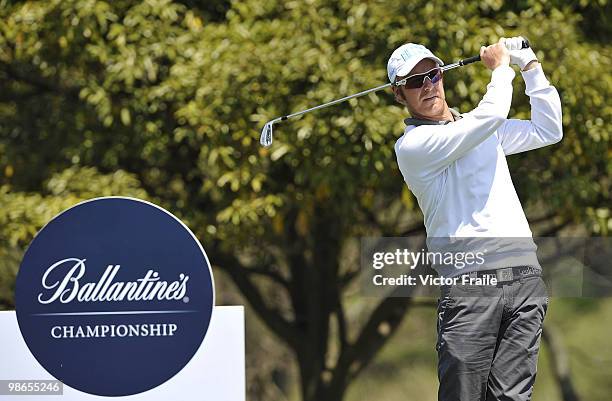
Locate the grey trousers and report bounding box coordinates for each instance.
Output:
[436,275,548,401]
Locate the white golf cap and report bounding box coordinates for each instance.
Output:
[387,43,444,83]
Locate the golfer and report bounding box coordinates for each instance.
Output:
[388,37,563,401]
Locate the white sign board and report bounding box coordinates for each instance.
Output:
[0,306,245,400]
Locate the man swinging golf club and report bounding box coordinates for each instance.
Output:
[389,37,563,401]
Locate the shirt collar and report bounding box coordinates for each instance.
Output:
[404,108,462,127]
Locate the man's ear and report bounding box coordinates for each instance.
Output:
[392,87,406,106]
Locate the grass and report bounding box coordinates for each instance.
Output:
[346,298,612,401]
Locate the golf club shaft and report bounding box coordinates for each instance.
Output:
[261,38,530,147]
[279,39,529,120]
[282,55,482,122]
[279,82,392,122]
[277,56,467,122]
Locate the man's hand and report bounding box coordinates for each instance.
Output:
[502,36,538,71]
[480,38,510,71]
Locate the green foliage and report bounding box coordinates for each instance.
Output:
[0,246,20,309]
[0,167,146,247]
[0,0,609,399]
[1,0,609,239]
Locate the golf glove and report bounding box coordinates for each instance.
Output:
[504,36,537,70]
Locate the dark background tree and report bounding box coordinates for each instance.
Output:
[1,1,610,400]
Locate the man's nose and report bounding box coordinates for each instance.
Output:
[422,76,435,92]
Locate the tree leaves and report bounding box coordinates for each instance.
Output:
[0,2,609,398]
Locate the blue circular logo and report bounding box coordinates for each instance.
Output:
[15,197,215,396]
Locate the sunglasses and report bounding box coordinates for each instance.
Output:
[395,67,443,89]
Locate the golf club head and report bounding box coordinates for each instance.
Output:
[260,121,274,147]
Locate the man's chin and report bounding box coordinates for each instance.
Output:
[419,97,444,114]
[422,96,440,105]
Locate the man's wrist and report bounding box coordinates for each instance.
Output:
[492,64,515,77]
[522,60,539,71]
[521,63,549,93]
[491,64,515,87]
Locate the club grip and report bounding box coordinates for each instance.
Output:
[460,37,530,65]
[460,55,481,65]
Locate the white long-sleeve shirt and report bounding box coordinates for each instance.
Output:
[394,65,563,277]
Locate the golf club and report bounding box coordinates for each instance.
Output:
[260,38,530,147]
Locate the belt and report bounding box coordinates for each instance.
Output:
[459,266,542,283]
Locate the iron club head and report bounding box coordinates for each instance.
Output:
[260,120,275,147]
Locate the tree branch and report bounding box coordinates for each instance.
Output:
[412,298,437,308]
[331,294,412,391]
[347,296,412,380]
[542,325,581,401]
[535,219,571,237]
[0,61,80,100]
[528,211,559,225]
[211,251,301,349]
[395,224,425,237]
[336,296,348,355]
[243,265,290,289]
[339,269,359,289]
[0,88,46,102]
[538,239,585,266]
